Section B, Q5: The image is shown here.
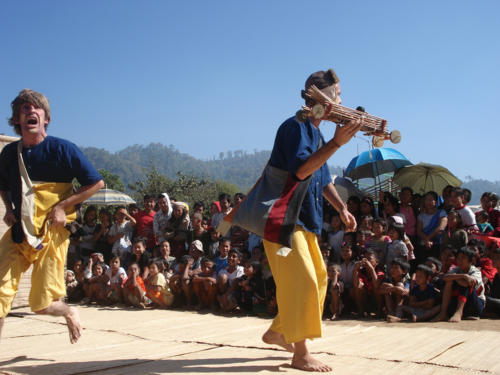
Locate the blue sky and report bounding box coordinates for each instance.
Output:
[1,1,499,182]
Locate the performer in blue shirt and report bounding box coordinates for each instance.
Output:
[261,69,362,372]
[0,89,104,344]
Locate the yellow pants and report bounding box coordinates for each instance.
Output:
[263,226,327,344]
[0,226,70,317]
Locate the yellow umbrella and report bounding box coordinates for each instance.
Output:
[393,163,462,195]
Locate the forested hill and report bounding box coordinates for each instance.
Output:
[81,143,344,192]
[80,143,499,204]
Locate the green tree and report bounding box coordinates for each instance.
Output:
[128,165,239,210]
[98,169,125,191]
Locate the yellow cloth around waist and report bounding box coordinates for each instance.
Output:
[22,182,76,249]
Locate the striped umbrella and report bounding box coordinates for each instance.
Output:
[84,188,136,206]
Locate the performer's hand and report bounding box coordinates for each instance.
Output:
[48,204,67,227]
[332,118,363,147]
[339,208,357,232]
[4,211,16,227]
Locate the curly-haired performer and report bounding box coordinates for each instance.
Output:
[0,89,104,344]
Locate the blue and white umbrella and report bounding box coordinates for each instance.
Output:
[344,148,412,181]
[84,188,136,206]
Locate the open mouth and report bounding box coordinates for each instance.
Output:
[27,118,38,125]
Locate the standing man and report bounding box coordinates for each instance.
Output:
[134,194,157,253]
[260,69,361,371]
[0,89,104,344]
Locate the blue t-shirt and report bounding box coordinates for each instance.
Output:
[0,136,102,242]
[410,283,438,302]
[268,116,332,234]
[215,256,228,274]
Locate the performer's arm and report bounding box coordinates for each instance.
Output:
[323,183,357,232]
[0,190,16,226]
[295,120,362,180]
[49,179,105,227]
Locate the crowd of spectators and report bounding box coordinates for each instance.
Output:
[64,187,500,323]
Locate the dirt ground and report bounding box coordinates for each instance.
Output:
[1,305,499,375]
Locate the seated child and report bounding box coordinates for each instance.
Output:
[484,247,500,317]
[468,238,497,288]
[385,223,409,274]
[169,254,198,307]
[122,262,148,308]
[432,246,485,322]
[425,256,443,291]
[477,211,494,235]
[104,256,126,304]
[379,259,410,316]
[339,242,356,312]
[353,250,385,317]
[128,237,152,280]
[215,238,231,274]
[154,240,177,270]
[192,257,218,309]
[223,261,266,313]
[176,241,204,307]
[439,245,457,274]
[65,270,83,303]
[206,228,221,259]
[146,260,174,308]
[325,263,343,320]
[387,264,440,322]
[365,218,390,268]
[86,262,109,305]
[217,248,244,310]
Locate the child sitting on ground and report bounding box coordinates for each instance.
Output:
[122,262,148,308]
[86,262,109,305]
[230,261,266,313]
[439,245,457,275]
[339,242,356,312]
[325,263,343,320]
[379,259,410,316]
[353,250,385,317]
[104,256,126,304]
[385,223,409,275]
[432,246,485,322]
[215,238,231,274]
[387,264,439,322]
[483,247,500,317]
[192,257,218,309]
[65,270,83,303]
[425,257,443,290]
[146,260,174,308]
[365,218,390,268]
[217,248,244,311]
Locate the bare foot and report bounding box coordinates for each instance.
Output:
[448,312,462,323]
[386,314,401,323]
[292,352,332,372]
[262,329,294,352]
[411,314,418,322]
[65,306,82,344]
[431,313,447,322]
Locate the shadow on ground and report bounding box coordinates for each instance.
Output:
[0,355,291,375]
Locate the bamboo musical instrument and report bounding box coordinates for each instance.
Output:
[296,85,401,147]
